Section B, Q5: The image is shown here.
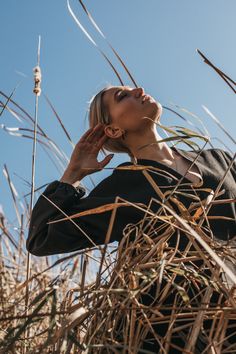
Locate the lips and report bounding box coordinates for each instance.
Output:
[141,94,151,104]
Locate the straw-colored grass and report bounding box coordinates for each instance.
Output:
[1,182,236,353]
[1,1,236,353]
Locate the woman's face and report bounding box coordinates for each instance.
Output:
[102,86,162,132]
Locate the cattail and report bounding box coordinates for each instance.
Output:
[33,65,41,96]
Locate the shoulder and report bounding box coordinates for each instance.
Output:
[203,148,233,158]
[182,147,235,177]
[198,148,234,166]
[180,147,234,163]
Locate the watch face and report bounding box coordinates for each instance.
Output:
[72,181,86,195]
[72,180,82,189]
[75,186,86,195]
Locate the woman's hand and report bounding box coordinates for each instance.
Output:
[60,123,114,185]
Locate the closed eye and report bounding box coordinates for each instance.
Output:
[118,91,128,101]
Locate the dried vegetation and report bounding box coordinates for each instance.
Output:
[1,1,236,353]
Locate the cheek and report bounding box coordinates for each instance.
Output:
[120,112,145,130]
[113,101,148,128]
[122,103,147,127]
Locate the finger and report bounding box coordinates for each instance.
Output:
[94,133,109,150]
[79,127,95,143]
[98,154,114,168]
[79,123,104,143]
[86,124,105,143]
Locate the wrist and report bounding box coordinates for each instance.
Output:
[60,168,85,185]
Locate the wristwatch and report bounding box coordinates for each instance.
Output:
[72,180,86,195]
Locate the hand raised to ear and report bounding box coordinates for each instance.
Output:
[60,123,114,184]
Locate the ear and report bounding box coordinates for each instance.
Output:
[104,125,124,139]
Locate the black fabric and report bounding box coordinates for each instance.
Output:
[27,147,236,256]
[26,147,236,352]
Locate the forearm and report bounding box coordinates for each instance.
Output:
[26,177,146,257]
[26,180,118,256]
[60,165,86,185]
[26,180,86,256]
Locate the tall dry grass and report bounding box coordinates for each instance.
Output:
[1,1,236,353]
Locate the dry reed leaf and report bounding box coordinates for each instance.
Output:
[47,202,146,224]
[0,84,19,117]
[44,94,74,148]
[1,7,236,354]
[67,0,124,85]
[77,0,138,87]
[197,49,236,94]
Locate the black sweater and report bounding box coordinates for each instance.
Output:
[27,147,236,256]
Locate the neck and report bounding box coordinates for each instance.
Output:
[125,127,176,163]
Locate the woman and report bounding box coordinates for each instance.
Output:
[27,86,236,352]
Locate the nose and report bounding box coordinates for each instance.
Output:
[132,87,145,98]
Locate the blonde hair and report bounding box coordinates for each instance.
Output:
[88,86,133,158]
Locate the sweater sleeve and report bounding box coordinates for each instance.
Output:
[26,180,145,257]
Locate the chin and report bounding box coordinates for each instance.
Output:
[148,101,162,121]
[156,101,163,118]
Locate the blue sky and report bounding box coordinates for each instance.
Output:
[1,0,236,221]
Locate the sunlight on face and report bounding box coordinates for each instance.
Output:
[102,86,162,131]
